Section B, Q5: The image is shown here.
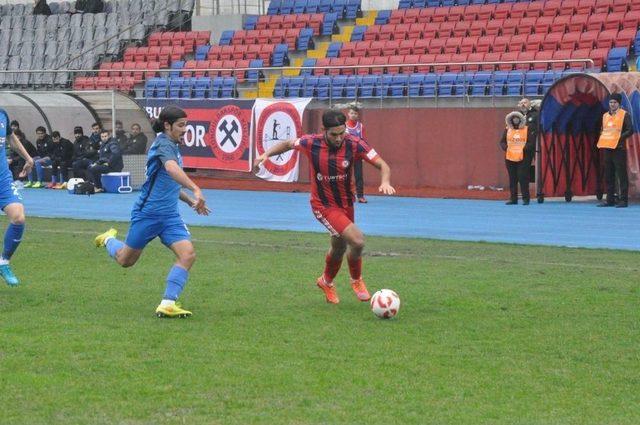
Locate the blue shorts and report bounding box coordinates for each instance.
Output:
[125,215,191,250]
[0,174,22,210]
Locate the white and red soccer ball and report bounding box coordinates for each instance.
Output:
[370,289,400,319]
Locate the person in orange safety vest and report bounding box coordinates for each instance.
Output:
[597,92,633,208]
[499,111,536,205]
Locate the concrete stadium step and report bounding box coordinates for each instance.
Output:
[307,41,330,58]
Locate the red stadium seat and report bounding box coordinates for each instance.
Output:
[525,1,543,17]
[534,16,553,34]
[422,23,439,39]
[208,60,223,77]
[493,36,511,54]
[383,40,400,56]
[207,45,221,60]
[595,29,617,48]
[398,39,415,56]
[560,32,581,50]
[476,36,495,53]
[463,5,480,21]
[568,14,588,32]
[615,28,636,49]
[594,0,612,13]
[510,34,527,52]
[586,13,606,31]
[533,50,553,70]
[493,3,512,20]
[576,0,595,14]
[590,48,609,68]
[578,31,598,49]
[386,55,404,74]
[428,38,446,55]
[98,62,112,77]
[469,20,486,37]
[622,10,640,29]
[436,22,455,39]
[433,54,451,73]
[612,0,629,12]
[477,3,496,21]
[121,61,136,78]
[482,52,501,71]
[432,6,450,23]
[371,56,388,75]
[525,33,544,52]
[542,32,562,51]
[404,8,420,23]
[403,54,420,74]
[418,7,435,23]
[388,10,404,25]
[558,1,576,15]
[407,23,423,40]
[542,0,561,16]
[182,60,197,77]
[109,61,124,77]
[499,51,518,71]
[282,14,297,29]
[485,19,503,36]
[453,21,470,38]
[510,2,528,19]
[340,41,355,57]
[466,52,485,72]
[550,15,570,33]
[219,45,234,60]
[232,44,248,60]
[444,37,462,54]
[148,32,162,47]
[379,24,395,41]
[284,29,299,50]
[357,56,374,75]
[515,50,536,70]
[551,50,571,70]
[459,37,477,54]
[393,23,410,40]
[448,6,465,21]
[160,32,175,47]
[449,53,468,72]
[416,54,435,73]
[246,44,261,60]
[368,40,385,57]
[412,38,430,55]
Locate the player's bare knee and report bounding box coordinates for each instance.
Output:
[179,250,196,269]
[349,234,365,251]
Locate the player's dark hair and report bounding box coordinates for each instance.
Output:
[152,106,187,133]
[100,129,110,136]
[322,110,346,128]
[92,122,101,128]
[52,131,60,138]
[74,126,83,135]
[10,120,19,128]
[36,126,46,133]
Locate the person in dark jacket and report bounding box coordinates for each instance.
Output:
[87,130,124,191]
[33,0,52,15]
[122,123,148,154]
[75,0,104,13]
[596,92,633,208]
[500,111,536,205]
[7,129,37,181]
[47,131,74,189]
[25,126,54,188]
[114,120,128,152]
[72,126,100,180]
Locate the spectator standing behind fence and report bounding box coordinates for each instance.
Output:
[597,93,633,208]
[500,111,535,205]
[33,0,51,15]
[7,130,36,182]
[87,129,123,192]
[122,123,148,154]
[72,126,99,180]
[345,104,368,203]
[24,126,54,189]
[47,131,74,189]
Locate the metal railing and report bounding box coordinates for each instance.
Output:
[0,58,597,105]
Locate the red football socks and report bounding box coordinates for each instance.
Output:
[347,255,362,280]
[323,254,343,284]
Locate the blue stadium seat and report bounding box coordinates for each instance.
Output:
[169,78,184,98]
[293,0,307,14]
[331,75,347,99]
[408,74,425,97]
[423,74,437,97]
[193,77,211,98]
[306,0,320,13]
[317,76,331,100]
[456,0,470,5]
[219,30,234,46]
[360,75,378,98]
[442,0,455,6]
[426,0,440,7]
[154,79,168,98]
[180,78,193,98]
[272,44,289,67]
[524,71,544,96]
[377,75,394,97]
[297,28,314,51]
[438,73,457,97]
[506,71,524,96]
[322,12,338,36]
[454,73,472,97]
[375,10,391,25]
[170,61,185,78]
[350,26,367,42]
[470,0,486,4]
[319,0,332,13]
[345,0,361,19]
[221,77,236,98]
[247,59,263,83]
[607,47,628,72]
[390,74,408,97]
[326,42,342,58]
[209,77,224,98]
[303,76,318,97]
[345,75,361,97]
[490,71,509,96]
[195,45,210,61]
[413,0,426,7]
[281,0,295,14]
[243,15,258,30]
[541,70,557,93]
[145,78,158,97]
[288,76,304,97]
[470,72,491,97]
[398,0,411,9]
[267,0,281,14]
[300,58,316,76]
[332,0,347,18]
[274,77,288,98]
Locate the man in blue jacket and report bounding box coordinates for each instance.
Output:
[87,129,123,192]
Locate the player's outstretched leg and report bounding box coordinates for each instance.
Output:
[342,224,371,302]
[156,240,194,318]
[1,203,26,287]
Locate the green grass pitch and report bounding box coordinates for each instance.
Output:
[1,217,639,424]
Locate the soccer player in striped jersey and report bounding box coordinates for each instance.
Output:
[254,109,395,304]
[94,106,210,318]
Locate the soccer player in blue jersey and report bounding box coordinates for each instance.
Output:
[0,109,34,286]
[94,106,210,318]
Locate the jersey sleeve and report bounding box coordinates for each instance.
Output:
[293,135,312,153]
[156,140,179,165]
[355,138,380,165]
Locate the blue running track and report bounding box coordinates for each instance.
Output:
[18,189,640,251]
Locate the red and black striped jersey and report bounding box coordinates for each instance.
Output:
[294,133,380,208]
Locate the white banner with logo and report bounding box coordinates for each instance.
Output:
[252,98,312,182]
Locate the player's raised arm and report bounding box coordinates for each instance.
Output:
[253,139,297,170]
[165,160,208,213]
[371,157,396,195]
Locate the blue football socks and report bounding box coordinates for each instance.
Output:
[163,265,189,301]
[106,237,124,259]
[2,223,24,260]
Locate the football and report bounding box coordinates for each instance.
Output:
[370,289,400,319]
